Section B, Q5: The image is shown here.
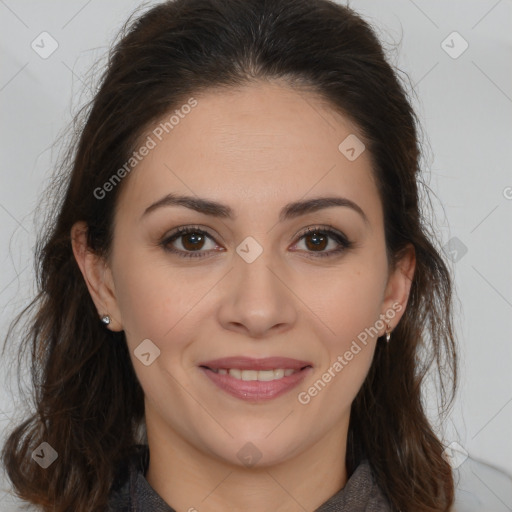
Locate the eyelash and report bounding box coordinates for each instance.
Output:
[160,225,354,260]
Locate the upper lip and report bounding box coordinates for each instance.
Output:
[198,356,313,371]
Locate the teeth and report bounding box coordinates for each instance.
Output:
[212,368,297,380]
[229,368,242,379]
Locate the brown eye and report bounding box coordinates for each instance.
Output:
[180,231,206,251]
[293,226,353,258]
[303,231,329,251]
[161,227,219,258]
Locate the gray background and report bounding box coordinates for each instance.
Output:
[1,0,511,510]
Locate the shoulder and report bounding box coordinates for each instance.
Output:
[107,444,149,512]
[315,458,392,512]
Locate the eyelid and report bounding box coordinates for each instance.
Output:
[293,224,350,244]
[162,223,348,243]
[160,223,353,259]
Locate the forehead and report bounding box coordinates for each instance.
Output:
[116,80,381,224]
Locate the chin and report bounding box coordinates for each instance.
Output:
[203,433,306,469]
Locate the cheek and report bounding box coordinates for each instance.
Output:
[112,247,219,364]
[305,262,387,342]
[112,260,199,402]
[298,271,385,414]
[111,248,181,345]
[303,258,387,399]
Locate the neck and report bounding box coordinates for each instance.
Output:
[145,408,349,512]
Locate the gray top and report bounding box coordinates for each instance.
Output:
[108,445,392,511]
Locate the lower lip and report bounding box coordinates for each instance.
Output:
[200,366,313,402]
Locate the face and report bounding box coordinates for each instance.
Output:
[76,80,413,468]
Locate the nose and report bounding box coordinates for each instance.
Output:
[216,248,298,339]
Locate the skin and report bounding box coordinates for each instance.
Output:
[72,80,415,512]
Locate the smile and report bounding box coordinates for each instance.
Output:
[199,364,313,402]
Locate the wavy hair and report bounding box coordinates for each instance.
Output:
[2,0,457,510]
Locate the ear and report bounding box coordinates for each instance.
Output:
[70,221,123,331]
[380,243,416,333]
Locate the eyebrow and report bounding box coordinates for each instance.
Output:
[141,193,369,225]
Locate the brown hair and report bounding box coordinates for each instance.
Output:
[2,0,457,510]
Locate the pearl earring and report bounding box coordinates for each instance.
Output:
[101,315,111,326]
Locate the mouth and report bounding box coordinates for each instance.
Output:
[198,357,313,401]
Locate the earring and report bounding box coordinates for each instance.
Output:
[385,321,392,343]
[101,315,111,326]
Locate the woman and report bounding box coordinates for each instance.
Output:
[1,0,458,510]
